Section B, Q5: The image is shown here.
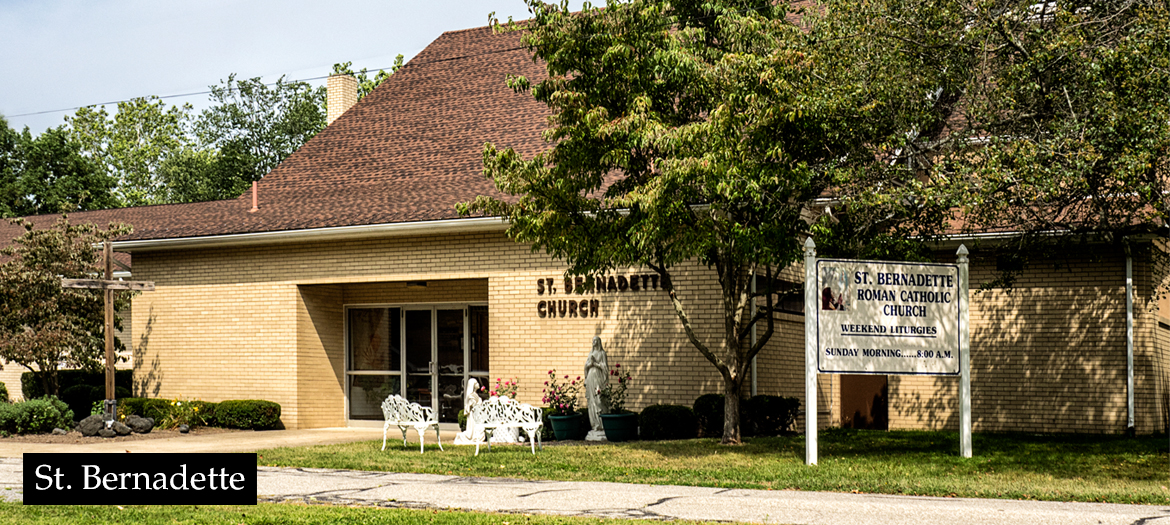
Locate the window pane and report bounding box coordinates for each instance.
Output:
[348,374,401,420]
[469,305,489,375]
[405,310,431,374]
[348,308,398,371]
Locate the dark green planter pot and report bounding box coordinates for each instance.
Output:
[548,413,581,440]
[601,412,638,442]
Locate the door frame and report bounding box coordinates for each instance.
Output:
[343,301,487,424]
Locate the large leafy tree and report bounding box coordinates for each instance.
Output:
[193,74,327,185]
[332,56,405,100]
[0,216,131,396]
[944,0,1170,246]
[0,118,118,217]
[463,0,971,443]
[66,97,192,207]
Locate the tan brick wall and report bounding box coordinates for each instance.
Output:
[887,246,1166,434]
[297,284,344,428]
[131,231,743,428]
[129,230,1168,433]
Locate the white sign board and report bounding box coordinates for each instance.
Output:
[816,258,960,375]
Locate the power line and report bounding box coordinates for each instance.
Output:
[5,43,530,119]
[7,4,791,120]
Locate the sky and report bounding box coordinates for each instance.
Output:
[0,0,586,134]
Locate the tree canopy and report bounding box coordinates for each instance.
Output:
[0,216,131,396]
[0,117,118,218]
[4,59,403,212]
[465,0,1170,443]
[462,0,971,443]
[944,0,1170,246]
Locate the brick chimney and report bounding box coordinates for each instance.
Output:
[326,74,358,125]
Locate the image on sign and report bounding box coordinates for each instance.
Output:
[816,259,961,376]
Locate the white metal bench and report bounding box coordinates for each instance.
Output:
[467,396,543,456]
[381,395,443,453]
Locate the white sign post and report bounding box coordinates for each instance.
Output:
[804,240,971,465]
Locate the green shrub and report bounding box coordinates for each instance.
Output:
[458,410,468,432]
[10,397,73,434]
[22,370,133,400]
[0,403,19,433]
[743,395,800,436]
[193,401,218,427]
[60,384,101,420]
[639,404,698,440]
[158,399,210,429]
[213,400,281,429]
[693,393,725,438]
[0,382,8,403]
[118,398,172,421]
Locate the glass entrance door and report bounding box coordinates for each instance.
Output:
[435,309,465,422]
[404,309,433,410]
[346,303,487,424]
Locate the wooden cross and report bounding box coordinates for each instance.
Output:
[60,241,154,422]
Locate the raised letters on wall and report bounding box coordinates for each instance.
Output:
[535,274,667,318]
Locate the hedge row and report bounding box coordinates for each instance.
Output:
[694,393,800,437]
[118,398,281,430]
[21,370,133,401]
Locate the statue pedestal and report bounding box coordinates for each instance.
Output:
[585,429,608,441]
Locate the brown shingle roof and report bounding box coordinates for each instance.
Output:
[0,25,549,247]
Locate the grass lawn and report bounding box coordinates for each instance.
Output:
[258,428,1170,505]
[0,502,719,524]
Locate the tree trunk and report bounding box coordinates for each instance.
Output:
[721,376,742,444]
[37,368,60,399]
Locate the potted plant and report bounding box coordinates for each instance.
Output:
[542,370,581,440]
[599,364,637,442]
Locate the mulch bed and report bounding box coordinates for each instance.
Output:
[1,426,241,445]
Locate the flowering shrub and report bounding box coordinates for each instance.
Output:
[480,377,519,399]
[599,363,632,413]
[160,397,207,429]
[541,370,580,416]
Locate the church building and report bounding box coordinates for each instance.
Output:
[2,23,1167,435]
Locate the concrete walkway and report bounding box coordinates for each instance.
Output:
[2,428,1169,524]
[0,426,389,456]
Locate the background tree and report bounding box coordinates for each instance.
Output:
[332,56,405,100]
[463,0,970,443]
[0,118,118,217]
[941,0,1170,252]
[66,97,192,207]
[0,216,131,396]
[193,74,326,185]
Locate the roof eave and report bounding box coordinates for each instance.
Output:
[112,216,510,253]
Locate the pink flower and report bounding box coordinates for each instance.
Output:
[544,381,549,385]
[564,375,569,379]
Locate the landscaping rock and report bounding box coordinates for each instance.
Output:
[125,415,153,434]
[76,415,104,437]
[113,421,132,436]
[52,428,67,435]
[98,428,116,438]
[178,424,190,434]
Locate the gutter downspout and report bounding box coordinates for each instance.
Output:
[751,272,758,397]
[1126,239,1135,435]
